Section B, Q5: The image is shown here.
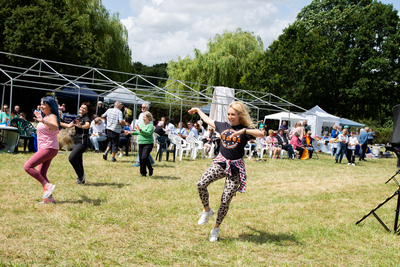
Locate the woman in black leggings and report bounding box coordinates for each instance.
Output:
[188,101,263,242]
[60,102,93,184]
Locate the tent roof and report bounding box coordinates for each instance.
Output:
[103,86,148,106]
[306,105,340,119]
[340,117,365,127]
[264,111,305,121]
[55,83,103,102]
[200,104,211,114]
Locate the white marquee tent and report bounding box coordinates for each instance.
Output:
[263,111,306,128]
[303,105,340,136]
[209,87,235,122]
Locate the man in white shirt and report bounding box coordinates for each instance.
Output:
[174,122,188,136]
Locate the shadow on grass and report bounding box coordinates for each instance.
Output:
[150,175,180,180]
[232,226,302,246]
[57,195,106,206]
[84,182,126,188]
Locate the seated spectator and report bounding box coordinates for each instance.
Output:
[157,117,166,129]
[290,132,305,158]
[276,128,295,159]
[90,117,107,152]
[0,105,9,123]
[181,121,198,139]
[203,127,218,155]
[302,131,314,158]
[19,112,26,119]
[193,122,201,138]
[197,120,205,136]
[10,109,18,120]
[265,129,281,159]
[118,122,131,157]
[154,121,168,137]
[174,122,188,136]
[165,118,175,134]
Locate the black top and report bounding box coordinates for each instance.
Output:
[74,113,90,145]
[276,133,289,146]
[154,126,167,137]
[215,121,252,160]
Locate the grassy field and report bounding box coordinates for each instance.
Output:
[1,150,400,266]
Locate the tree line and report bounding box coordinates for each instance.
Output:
[167,0,400,127]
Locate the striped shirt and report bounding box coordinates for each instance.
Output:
[102,108,123,133]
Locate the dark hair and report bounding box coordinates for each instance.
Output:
[169,118,175,125]
[41,96,60,125]
[81,102,94,120]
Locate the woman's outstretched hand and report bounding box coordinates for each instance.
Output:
[188,108,198,115]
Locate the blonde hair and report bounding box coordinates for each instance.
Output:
[94,117,103,124]
[229,101,255,128]
[268,129,274,135]
[143,111,153,122]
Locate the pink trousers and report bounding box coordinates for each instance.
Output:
[24,148,58,187]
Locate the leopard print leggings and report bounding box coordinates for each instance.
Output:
[197,163,241,225]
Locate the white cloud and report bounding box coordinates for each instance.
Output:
[121,0,298,65]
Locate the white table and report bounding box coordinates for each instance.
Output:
[314,140,337,155]
[0,125,20,153]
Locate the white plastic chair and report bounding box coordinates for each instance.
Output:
[244,141,252,158]
[255,138,270,159]
[173,135,192,161]
[186,136,204,160]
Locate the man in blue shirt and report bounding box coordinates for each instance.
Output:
[359,127,369,161]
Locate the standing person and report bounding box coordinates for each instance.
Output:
[302,120,311,134]
[189,101,263,242]
[90,117,107,153]
[102,101,125,162]
[347,131,358,166]
[23,97,59,203]
[14,105,21,116]
[0,105,9,123]
[359,127,369,161]
[335,128,349,163]
[331,125,339,155]
[60,102,93,184]
[96,101,106,117]
[367,128,375,147]
[279,120,289,134]
[132,103,155,167]
[132,111,154,177]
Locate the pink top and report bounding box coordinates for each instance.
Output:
[37,115,59,150]
[290,135,302,149]
[265,135,277,145]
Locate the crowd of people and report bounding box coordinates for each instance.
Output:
[4,97,379,242]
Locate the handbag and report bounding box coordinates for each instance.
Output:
[301,148,309,160]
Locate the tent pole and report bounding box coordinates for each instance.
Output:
[1,85,5,111]
[96,96,99,115]
[77,85,81,114]
[169,104,171,119]
[8,80,13,121]
[180,100,183,134]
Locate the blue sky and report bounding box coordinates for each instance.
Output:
[101,0,399,66]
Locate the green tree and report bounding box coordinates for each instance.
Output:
[0,0,131,72]
[167,28,264,91]
[241,0,400,124]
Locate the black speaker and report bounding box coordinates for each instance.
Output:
[390,104,400,145]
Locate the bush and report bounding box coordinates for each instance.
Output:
[374,127,392,144]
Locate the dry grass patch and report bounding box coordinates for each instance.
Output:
[1,151,400,266]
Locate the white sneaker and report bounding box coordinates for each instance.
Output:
[209,228,219,242]
[118,152,123,158]
[198,209,215,225]
[352,163,355,166]
[348,163,351,165]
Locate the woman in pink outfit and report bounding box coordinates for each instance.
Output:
[24,97,60,204]
[265,129,281,159]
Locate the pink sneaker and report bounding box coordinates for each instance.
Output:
[39,197,56,204]
[42,184,56,199]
